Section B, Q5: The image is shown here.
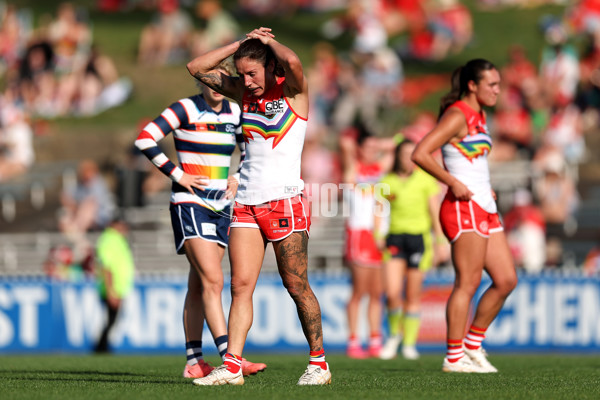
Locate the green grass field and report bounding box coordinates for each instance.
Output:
[1,354,598,399]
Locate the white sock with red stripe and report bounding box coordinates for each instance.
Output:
[224,353,242,374]
[464,325,486,350]
[309,350,328,370]
[446,339,464,363]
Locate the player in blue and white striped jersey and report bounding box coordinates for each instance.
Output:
[134,59,265,379]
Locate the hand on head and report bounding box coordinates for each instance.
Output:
[245,27,275,44]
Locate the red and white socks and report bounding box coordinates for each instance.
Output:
[446,339,464,363]
[224,353,243,374]
[464,325,486,350]
[447,325,488,363]
[309,350,328,370]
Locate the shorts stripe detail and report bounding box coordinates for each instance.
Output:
[450,199,462,243]
[191,207,199,237]
[469,201,488,238]
[230,221,259,229]
[177,205,185,250]
[300,195,309,236]
[288,197,295,231]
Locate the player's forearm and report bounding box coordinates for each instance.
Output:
[412,151,456,189]
[268,39,300,70]
[135,128,183,182]
[268,39,304,84]
[187,41,240,78]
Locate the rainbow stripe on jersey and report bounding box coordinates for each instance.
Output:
[441,100,497,213]
[236,77,307,205]
[135,94,244,212]
[452,135,492,162]
[242,106,298,149]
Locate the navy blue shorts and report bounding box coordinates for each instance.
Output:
[385,233,427,269]
[170,203,231,254]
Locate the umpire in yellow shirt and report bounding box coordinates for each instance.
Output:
[94,215,135,353]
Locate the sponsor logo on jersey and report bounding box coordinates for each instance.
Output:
[265,98,285,114]
[244,99,285,115]
[242,94,297,148]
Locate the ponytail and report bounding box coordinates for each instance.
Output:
[437,59,497,120]
[438,66,464,120]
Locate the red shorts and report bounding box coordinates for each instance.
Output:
[231,194,311,241]
[344,227,382,268]
[440,192,503,242]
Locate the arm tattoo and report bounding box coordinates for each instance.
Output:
[193,72,223,92]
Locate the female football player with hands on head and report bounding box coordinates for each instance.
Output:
[186,27,331,386]
[411,59,517,373]
[134,59,265,379]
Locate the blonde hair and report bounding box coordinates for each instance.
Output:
[216,57,235,76]
[195,57,235,90]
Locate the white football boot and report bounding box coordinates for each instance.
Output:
[442,355,486,373]
[401,345,420,360]
[297,363,332,385]
[379,335,402,360]
[463,346,498,373]
[192,364,244,386]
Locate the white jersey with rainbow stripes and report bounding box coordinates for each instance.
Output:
[236,76,306,205]
[135,94,244,212]
[441,100,496,213]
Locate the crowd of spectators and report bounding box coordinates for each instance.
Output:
[0,1,133,184]
[477,0,568,8]
[321,0,473,63]
[2,2,131,119]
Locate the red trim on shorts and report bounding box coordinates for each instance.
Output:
[440,192,503,243]
[231,194,311,241]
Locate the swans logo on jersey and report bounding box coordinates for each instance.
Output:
[244,99,285,115]
[245,103,258,113]
[469,122,489,136]
[265,98,285,115]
